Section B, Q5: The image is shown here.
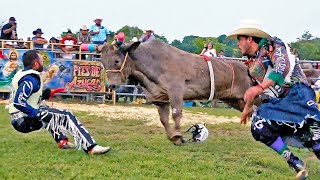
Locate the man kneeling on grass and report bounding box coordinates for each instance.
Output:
[8,50,110,155]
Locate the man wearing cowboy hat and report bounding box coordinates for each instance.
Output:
[139,26,155,43]
[76,25,92,60]
[229,21,319,179]
[77,25,91,45]
[32,28,48,49]
[89,16,110,45]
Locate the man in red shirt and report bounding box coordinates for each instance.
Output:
[61,29,77,59]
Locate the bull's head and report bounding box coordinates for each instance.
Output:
[101,41,141,89]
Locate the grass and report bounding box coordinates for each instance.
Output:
[0,104,319,180]
[184,106,241,118]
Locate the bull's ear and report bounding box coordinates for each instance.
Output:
[128,41,141,52]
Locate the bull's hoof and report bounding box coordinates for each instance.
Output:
[169,132,184,146]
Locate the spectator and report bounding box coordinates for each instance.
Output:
[218,50,225,57]
[16,38,27,49]
[200,42,217,57]
[76,25,91,60]
[112,32,125,47]
[32,28,48,49]
[139,26,156,43]
[61,29,77,59]
[90,16,110,45]
[77,25,91,44]
[0,17,18,40]
[4,41,14,48]
[47,37,60,50]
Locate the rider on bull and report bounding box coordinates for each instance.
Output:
[228,21,320,179]
[8,50,111,155]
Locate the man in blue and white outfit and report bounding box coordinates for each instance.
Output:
[90,16,110,45]
[228,22,320,179]
[8,50,110,155]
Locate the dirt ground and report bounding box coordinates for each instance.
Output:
[1,100,240,126]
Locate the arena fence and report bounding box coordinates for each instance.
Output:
[1,39,320,105]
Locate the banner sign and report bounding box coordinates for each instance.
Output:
[45,59,105,92]
[0,49,105,92]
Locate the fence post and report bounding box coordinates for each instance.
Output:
[112,90,116,105]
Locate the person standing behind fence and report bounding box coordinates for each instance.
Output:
[47,37,60,50]
[218,50,225,57]
[200,42,217,57]
[1,17,18,40]
[17,38,27,49]
[61,29,77,59]
[76,25,91,60]
[90,16,110,46]
[32,28,48,49]
[139,27,156,43]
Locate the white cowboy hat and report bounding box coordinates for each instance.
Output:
[80,25,88,30]
[131,37,138,42]
[93,16,103,21]
[228,20,271,39]
[144,26,153,32]
[5,41,13,46]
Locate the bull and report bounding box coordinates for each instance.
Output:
[101,39,254,145]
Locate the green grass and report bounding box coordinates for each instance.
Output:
[184,106,241,118]
[0,104,319,179]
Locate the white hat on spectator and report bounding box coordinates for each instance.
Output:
[94,16,103,21]
[5,41,13,46]
[131,37,138,42]
[80,25,88,30]
[144,26,154,32]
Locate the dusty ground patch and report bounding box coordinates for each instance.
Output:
[50,102,240,126]
[1,100,240,126]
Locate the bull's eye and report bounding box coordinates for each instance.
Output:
[115,59,120,64]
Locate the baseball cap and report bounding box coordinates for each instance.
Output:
[9,17,16,21]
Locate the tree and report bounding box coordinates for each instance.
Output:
[171,36,200,53]
[154,34,168,43]
[291,38,320,60]
[297,31,314,41]
[116,25,143,42]
[217,34,227,43]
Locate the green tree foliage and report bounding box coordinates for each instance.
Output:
[289,31,320,60]
[170,36,200,53]
[291,38,320,60]
[297,31,314,41]
[116,25,143,42]
[154,34,168,43]
[170,35,241,57]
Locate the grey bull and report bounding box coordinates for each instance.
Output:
[101,39,253,145]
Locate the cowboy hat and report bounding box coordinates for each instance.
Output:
[80,25,88,30]
[93,16,103,21]
[33,28,44,35]
[131,37,138,42]
[5,41,13,46]
[228,21,270,39]
[144,26,153,32]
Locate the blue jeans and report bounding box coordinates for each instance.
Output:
[92,41,105,45]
